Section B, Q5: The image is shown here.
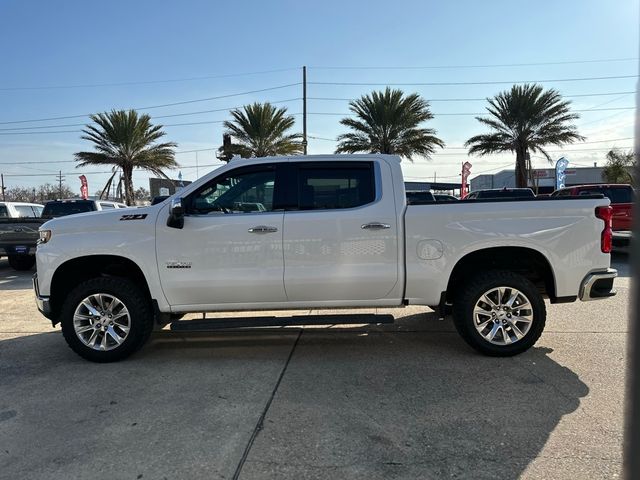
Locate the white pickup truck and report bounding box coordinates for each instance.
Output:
[33,154,617,362]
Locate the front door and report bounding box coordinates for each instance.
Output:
[156,163,286,307]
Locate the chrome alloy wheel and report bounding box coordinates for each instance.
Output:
[473,286,533,345]
[73,293,131,351]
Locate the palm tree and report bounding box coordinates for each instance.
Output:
[75,110,177,205]
[335,87,444,159]
[219,102,303,159]
[465,84,584,188]
[602,149,636,185]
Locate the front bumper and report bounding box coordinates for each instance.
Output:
[32,273,54,320]
[579,268,617,301]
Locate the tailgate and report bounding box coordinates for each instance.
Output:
[612,203,632,231]
[0,218,44,253]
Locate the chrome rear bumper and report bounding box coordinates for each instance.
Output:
[579,268,617,301]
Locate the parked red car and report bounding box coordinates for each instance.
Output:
[551,184,634,231]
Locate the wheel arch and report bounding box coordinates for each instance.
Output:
[49,254,152,324]
[445,246,558,304]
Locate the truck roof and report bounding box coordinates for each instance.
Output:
[229,153,402,163]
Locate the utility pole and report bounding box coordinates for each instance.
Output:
[302,65,307,155]
[1,174,5,201]
[55,170,65,199]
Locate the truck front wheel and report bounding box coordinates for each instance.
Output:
[452,270,546,356]
[60,277,153,362]
[8,254,35,271]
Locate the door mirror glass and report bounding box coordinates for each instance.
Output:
[167,197,184,229]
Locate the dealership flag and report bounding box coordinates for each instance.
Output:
[555,157,569,189]
[461,162,472,199]
[79,175,88,200]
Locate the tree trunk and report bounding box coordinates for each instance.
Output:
[515,149,528,188]
[122,165,134,206]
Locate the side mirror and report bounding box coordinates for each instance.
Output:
[167,197,184,229]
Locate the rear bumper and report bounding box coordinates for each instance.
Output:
[32,273,54,320]
[579,268,617,301]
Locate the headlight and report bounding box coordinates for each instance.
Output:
[38,230,52,244]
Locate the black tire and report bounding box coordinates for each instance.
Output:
[452,270,546,357]
[8,254,35,271]
[60,276,153,362]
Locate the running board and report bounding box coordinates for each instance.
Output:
[169,313,394,332]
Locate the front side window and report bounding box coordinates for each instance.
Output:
[189,166,276,214]
[296,162,375,210]
[99,203,115,209]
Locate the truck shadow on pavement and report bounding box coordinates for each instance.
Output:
[0,314,589,480]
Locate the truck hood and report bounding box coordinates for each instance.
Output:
[41,206,159,233]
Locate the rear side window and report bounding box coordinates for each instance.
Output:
[296,162,375,210]
[0,205,8,217]
[14,205,38,217]
[608,187,633,204]
[578,187,604,196]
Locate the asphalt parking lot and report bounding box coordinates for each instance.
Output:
[0,255,630,480]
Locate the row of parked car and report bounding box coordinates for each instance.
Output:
[408,184,634,233]
[0,199,129,270]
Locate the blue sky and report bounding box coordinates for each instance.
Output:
[0,0,638,193]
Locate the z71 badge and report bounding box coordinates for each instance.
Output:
[120,214,148,221]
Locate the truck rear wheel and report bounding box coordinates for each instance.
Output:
[60,277,153,362]
[8,254,35,271]
[452,270,546,356]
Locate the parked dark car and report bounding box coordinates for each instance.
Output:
[406,190,436,204]
[465,188,535,200]
[434,194,459,202]
[1,199,128,271]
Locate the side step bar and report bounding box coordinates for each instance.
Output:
[169,313,394,332]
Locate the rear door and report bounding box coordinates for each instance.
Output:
[282,160,400,302]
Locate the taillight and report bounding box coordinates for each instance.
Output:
[595,206,613,253]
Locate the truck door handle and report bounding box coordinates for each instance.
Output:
[248,225,278,234]
[361,222,391,230]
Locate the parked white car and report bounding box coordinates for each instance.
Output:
[33,155,617,362]
[0,201,44,218]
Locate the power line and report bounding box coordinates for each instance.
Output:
[305,106,635,117]
[1,104,633,134]
[308,74,638,87]
[0,83,301,125]
[0,67,299,91]
[0,98,303,131]
[308,91,637,102]
[309,57,639,70]
[310,136,635,146]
